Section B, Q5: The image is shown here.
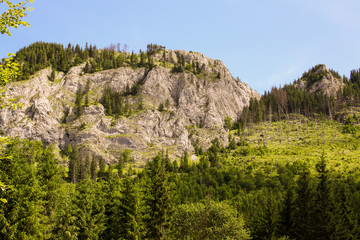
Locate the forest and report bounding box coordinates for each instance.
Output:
[1,116,360,239]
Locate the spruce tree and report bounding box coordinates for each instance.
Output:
[90,155,97,181]
[37,144,66,235]
[74,179,106,239]
[277,181,295,239]
[180,150,189,172]
[118,178,143,239]
[49,68,56,81]
[312,156,339,240]
[145,154,172,239]
[68,145,80,184]
[292,167,314,240]
[116,155,124,178]
[335,183,356,239]
[98,157,106,180]
[75,86,83,118]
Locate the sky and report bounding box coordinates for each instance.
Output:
[1,0,360,94]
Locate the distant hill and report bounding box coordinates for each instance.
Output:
[241,64,360,125]
[294,64,343,96]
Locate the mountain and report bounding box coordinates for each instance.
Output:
[0,46,259,164]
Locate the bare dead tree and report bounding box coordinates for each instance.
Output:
[108,43,116,50]
[123,44,128,53]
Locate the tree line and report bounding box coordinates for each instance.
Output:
[15,42,94,80]
[13,42,170,81]
[1,137,360,239]
[13,42,216,83]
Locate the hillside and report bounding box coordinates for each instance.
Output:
[0,43,259,165]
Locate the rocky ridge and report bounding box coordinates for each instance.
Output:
[0,49,259,165]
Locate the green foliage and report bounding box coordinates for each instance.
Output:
[224,115,233,130]
[312,156,340,240]
[145,153,172,239]
[75,86,83,118]
[84,47,126,73]
[101,84,144,118]
[48,67,56,81]
[118,178,144,239]
[146,43,165,56]
[0,53,20,86]
[102,86,126,116]
[1,128,360,239]
[0,180,9,204]
[0,54,23,109]
[0,139,60,239]
[15,42,91,79]
[158,102,165,112]
[0,0,33,36]
[342,115,358,134]
[74,179,106,239]
[171,199,251,240]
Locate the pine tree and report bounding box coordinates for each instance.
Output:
[164,150,173,172]
[98,157,106,180]
[68,145,80,184]
[335,183,356,239]
[80,155,90,180]
[179,150,189,172]
[75,86,83,118]
[74,180,106,239]
[52,183,78,240]
[312,155,340,240]
[118,178,143,239]
[277,182,295,239]
[145,154,172,239]
[90,155,97,181]
[49,68,56,81]
[84,93,89,107]
[116,155,124,178]
[158,102,165,112]
[0,140,49,239]
[292,167,314,240]
[37,144,66,235]
[84,79,91,107]
[250,189,280,240]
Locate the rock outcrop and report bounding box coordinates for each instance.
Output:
[295,64,344,96]
[0,49,259,165]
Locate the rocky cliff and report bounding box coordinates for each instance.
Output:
[0,49,259,165]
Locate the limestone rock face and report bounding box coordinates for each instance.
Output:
[0,50,259,164]
[295,64,344,97]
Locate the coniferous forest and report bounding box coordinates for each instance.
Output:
[1,129,360,239]
[2,42,360,239]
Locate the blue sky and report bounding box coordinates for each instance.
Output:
[1,0,360,94]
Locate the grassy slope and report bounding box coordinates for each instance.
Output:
[224,114,360,178]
